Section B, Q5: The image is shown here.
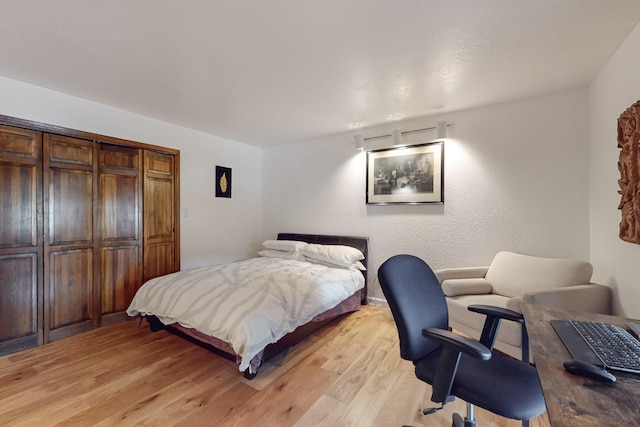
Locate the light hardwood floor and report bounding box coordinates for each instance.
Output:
[0,306,550,426]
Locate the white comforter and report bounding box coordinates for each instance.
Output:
[127,257,364,372]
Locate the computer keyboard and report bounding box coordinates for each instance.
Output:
[551,319,640,374]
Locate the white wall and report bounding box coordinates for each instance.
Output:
[588,22,640,318]
[3,67,619,312]
[263,88,591,302]
[0,76,263,269]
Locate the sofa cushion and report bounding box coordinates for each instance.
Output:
[442,278,492,297]
[485,251,593,298]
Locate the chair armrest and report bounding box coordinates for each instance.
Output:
[434,266,490,283]
[422,327,491,404]
[467,304,526,354]
[468,304,524,323]
[522,283,611,314]
[422,327,491,360]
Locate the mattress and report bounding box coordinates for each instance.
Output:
[126,256,365,372]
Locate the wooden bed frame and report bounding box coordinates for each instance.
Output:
[145,232,369,379]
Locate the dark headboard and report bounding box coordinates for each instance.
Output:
[277,233,369,304]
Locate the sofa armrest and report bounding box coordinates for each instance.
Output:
[435,266,490,283]
[522,283,611,314]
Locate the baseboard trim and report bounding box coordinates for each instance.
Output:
[367,296,388,307]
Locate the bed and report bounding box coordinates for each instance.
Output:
[126,233,368,379]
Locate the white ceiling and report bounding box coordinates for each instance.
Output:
[1,1,639,147]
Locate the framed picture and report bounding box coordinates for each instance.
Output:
[366,141,443,204]
[215,166,232,198]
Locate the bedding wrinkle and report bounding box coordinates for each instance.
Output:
[127,257,364,372]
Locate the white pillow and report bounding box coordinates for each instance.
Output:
[258,249,306,260]
[304,257,366,271]
[352,260,366,271]
[301,244,365,268]
[262,240,308,252]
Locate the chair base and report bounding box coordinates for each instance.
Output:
[414,404,529,427]
[452,412,475,427]
[452,402,477,427]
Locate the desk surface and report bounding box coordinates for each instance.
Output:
[522,304,640,427]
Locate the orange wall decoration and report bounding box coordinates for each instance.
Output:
[617,100,640,244]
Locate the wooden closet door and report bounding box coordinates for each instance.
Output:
[0,125,43,356]
[99,144,143,319]
[143,150,179,281]
[44,134,98,342]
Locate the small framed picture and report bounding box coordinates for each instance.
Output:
[215,166,232,198]
[366,141,443,204]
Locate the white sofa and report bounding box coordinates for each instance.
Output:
[435,251,611,360]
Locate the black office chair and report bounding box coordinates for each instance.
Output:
[378,254,546,427]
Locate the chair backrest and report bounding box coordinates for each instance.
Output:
[378,254,449,362]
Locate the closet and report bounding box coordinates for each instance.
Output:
[0,116,179,356]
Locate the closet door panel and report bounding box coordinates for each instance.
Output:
[48,169,93,244]
[0,254,38,346]
[0,126,39,157]
[0,125,43,355]
[101,246,139,314]
[144,242,175,281]
[48,248,93,329]
[0,164,39,247]
[0,126,41,249]
[143,151,177,281]
[101,174,138,240]
[99,144,142,316]
[44,135,97,341]
[146,178,173,238]
[48,138,93,165]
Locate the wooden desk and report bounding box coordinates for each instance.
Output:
[522,304,640,427]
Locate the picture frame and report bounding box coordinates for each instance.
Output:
[366,141,443,204]
[215,166,232,198]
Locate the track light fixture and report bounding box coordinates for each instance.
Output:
[354,134,364,150]
[391,129,402,145]
[354,121,451,150]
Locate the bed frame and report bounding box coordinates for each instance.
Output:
[145,232,369,379]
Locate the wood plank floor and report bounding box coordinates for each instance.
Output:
[0,306,551,426]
